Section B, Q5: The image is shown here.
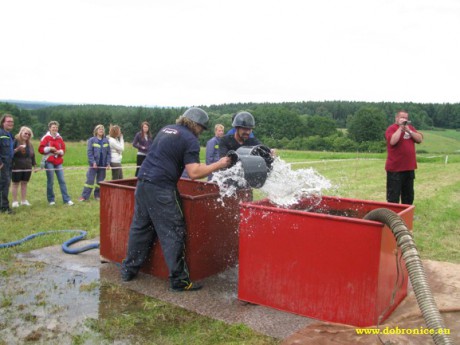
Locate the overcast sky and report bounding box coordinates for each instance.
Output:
[1,0,459,107]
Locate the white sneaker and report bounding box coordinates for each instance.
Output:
[66,201,74,206]
[49,201,56,206]
[12,201,19,208]
[21,200,31,206]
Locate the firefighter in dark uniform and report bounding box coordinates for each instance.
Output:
[121,107,230,291]
[219,111,261,157]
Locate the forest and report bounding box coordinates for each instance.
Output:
[1,100,459,153]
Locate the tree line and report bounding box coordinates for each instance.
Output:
[1,100,459,153]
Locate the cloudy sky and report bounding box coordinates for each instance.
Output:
[1,0,459,107]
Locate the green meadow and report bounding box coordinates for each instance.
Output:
[1,129,459,262]
[0,129,459,344]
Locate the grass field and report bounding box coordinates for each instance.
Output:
[2,131,459,266]
[0,129,459,344]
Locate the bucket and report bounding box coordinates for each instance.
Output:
[226,145,273,188]
[238,155,268,188]
[236,145,274,170]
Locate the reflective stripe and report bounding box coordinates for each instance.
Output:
[92,143,101,148]
[174,190,183,217]
[84,183,95,189]
[103,143,109,147]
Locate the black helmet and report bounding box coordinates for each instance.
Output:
[183,107,209,129]
[232,111,255,129]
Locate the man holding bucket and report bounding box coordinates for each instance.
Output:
[121,107,231,291]
[219,111,261,157]
[218,111,275,188]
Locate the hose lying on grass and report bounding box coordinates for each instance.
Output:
[0,230,99,254]
[364,208,452,345]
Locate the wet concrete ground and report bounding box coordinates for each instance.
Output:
[5,240,459,345]
[12,239,313,341]
[1,249,100,344]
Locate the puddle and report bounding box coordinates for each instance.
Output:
[0,242,308,343]
[0,260,161,344]
[0,261,101,344]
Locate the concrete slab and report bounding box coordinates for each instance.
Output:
[17,242,460,344]
[17,241,314,339]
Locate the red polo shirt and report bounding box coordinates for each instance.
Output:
[385,124,418,172]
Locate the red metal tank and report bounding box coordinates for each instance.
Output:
[237,196,414,327]
[100,178,252,280]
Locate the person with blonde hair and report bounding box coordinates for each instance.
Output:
[39,121,74,206]
[79,124,111,201]
[11,126,37,207]
[205,123,224,180]
[107,124,124,180]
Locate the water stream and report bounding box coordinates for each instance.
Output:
[211,156,334,208]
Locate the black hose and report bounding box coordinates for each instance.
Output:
[364,208,452,345]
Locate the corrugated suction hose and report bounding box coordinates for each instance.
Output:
[364,208,452,345]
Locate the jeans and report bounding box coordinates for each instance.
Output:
[0,162,12,209]
[122,180,189,285]
[45,162,71,203]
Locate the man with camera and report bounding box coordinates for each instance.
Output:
[385,110,423,205]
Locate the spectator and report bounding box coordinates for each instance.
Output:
[132,121,153,177]
[206,124,224,180]
[385,110,423,205]
[79,124,111,201]
[11,126,37,207]
[38,121,74,206]
[0,114,15,214]
[108,124,124,180]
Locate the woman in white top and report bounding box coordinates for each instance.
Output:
[107,125,124,180]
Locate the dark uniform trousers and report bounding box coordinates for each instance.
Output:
[122,180,190,285]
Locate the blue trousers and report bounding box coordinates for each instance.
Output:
[122,181,190,285]
[45,162,71,203]
[81,166,106,200]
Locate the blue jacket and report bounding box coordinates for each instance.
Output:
[206,136,221,165]
[0,128,13,165]
[87,136,111,167]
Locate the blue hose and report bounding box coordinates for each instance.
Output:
[0,230,99,254]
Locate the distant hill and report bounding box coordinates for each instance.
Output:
[0,99,64,110]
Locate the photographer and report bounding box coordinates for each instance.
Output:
[385,110,423,205]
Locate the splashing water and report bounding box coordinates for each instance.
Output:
[260,157,332,208]
[211,156,333,208]
[210,162,248,200]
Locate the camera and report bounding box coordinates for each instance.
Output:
[402,120,411,126]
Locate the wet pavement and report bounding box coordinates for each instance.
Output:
[15,240,314,340]
[13,241,459,345]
